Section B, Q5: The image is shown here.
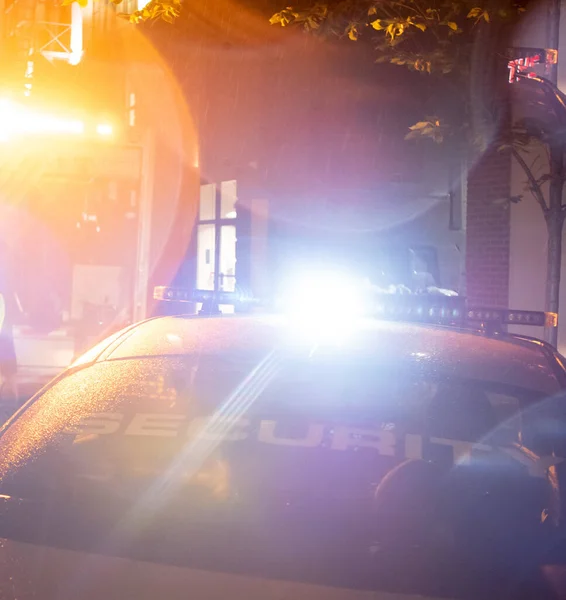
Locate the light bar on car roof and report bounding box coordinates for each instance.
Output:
[153,286,557,329]
[467,308,557,327]
[373,294,465,325]
[153,287,257,306]
[154,287,193,302]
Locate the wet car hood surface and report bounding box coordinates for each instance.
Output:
[106,316,562,395]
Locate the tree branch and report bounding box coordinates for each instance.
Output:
[528,154,540,174]
[511,147,549,215]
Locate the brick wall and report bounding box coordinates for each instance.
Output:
[466,147,512,308]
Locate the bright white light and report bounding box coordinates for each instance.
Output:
[138,0,152,8]
[225,211,237,218]
[282,271,368,344]
[69,2,84,65]
[96,123,113,136]
[0,98,85,139]
[68,51,83,66]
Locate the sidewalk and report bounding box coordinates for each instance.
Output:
[14,325,75,371]
[0,328,74,419]
[14,326,74,390]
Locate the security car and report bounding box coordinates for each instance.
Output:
[0,282,565,600]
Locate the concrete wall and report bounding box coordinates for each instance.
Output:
[507,151,551,342]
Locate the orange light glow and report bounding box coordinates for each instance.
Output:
[96,123,113,136]
[0,98,84,140]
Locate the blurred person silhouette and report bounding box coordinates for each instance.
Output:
[0,239,20,405]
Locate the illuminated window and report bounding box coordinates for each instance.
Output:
[220,180,237,219]
[220,225,236,292]
[199,183,216,221]
[196,224,215,291]
[197,181,238,295]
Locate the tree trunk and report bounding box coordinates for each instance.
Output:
[544,144,565,348]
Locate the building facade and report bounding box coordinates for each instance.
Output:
[158,2,464,307]
[465,0,566,350]
[0,0,199,363]
[0,0,465,369]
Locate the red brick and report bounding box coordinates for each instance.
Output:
[466,147,511,308]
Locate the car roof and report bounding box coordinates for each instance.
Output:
[91,314,563,395]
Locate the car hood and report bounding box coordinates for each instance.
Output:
[0,537,450,600]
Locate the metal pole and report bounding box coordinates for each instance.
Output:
[214,183,221,295]
[547,0,560,85]
[458,158,468,296]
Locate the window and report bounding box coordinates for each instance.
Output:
[197,181,238,295]
[196,224,215,290]
[426,383,522,444]
[199,183,216,221]
[219,225,236,292]
[220,180,237,219]
[0,353,547,571]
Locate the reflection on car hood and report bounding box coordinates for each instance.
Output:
[0,537,450,600]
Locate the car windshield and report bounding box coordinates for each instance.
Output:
[0,353,553,588]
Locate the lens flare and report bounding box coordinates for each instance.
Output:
[281,271,369,344]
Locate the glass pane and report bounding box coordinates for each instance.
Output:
[220,180,237,219]
[426,383,523,444]
[485,391,521,444]
[196,224,215,290]
[220,225,236,292]
[199,183,215,221]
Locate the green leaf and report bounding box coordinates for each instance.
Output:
[446,21,458,30]
[414,22,427,31]
[483,11,490,21]
[467,7,483,18]
[370,19,385,30]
